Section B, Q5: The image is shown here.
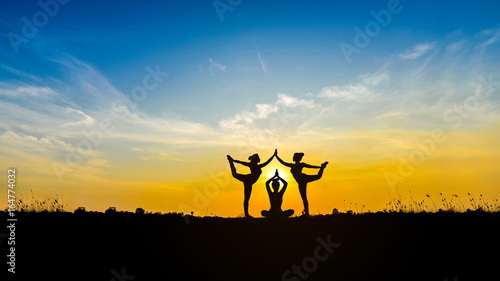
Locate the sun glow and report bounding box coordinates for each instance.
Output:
[263,163,291,184]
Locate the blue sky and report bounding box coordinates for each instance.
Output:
[3,1,499,119]
[1,0,500,213]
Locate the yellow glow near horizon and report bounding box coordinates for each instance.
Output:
[2,124,499,217]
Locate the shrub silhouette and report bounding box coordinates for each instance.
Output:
[105,207,117,215]
[74,207,86,214]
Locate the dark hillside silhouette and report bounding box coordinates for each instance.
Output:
[4,211,499,281]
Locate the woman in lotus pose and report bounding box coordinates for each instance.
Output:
[261,170,294,219]
[227,152,274,218]
[275,149,328,217]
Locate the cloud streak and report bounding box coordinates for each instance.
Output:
[399,42,435,60]
[475,27,500,49]
[209,58,226,74]
[257,52,269,74]
[219,93,316,130]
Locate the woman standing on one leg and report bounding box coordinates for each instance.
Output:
[275,149,328,217]
[227,152,274,218]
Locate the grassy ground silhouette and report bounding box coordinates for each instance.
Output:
[2,209,499,281]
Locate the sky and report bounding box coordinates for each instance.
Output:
[1,0,499,216]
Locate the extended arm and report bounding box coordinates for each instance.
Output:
[258,153,274,168]
[275,153,293,168]
[302,163,321,169]
[233,159,251,167]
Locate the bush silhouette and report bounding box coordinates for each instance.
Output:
[105,207,117,215]
[74,207,86,214]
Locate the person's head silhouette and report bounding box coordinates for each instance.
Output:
[248,153,260,164]
[293,152,304,162]
[271,179,280,192]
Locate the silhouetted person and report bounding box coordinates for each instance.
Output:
[227,153,274,218]
[275,149,328,217]
[261,170,294,218]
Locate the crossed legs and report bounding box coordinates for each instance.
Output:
[261,209,294,218]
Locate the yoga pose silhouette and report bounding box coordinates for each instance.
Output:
[261,170,294,218]
[275,149,328,217]
[227,152,274,218]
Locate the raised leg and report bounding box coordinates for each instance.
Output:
[228,158,237,178]
[317,163,326,178]
[228,157,247,182]
[303,163,328,183]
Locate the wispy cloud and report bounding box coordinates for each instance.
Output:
[257,52,269,74]
[209,58,226,74]
[276,93,315,108]
[0,56,216,150]
[359,71,390,86]
[0,84,56,98]
[219,103,279,130]
[61,108,96,127]
[375,111,407,120]
[86,159,112,167]
[0,63,41,82]
[475,27,500,49]
[446,40,465,52]
[399,42,436,60]
[219,93,316,130]
[319,71,389,101]
[319,84,373,100]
